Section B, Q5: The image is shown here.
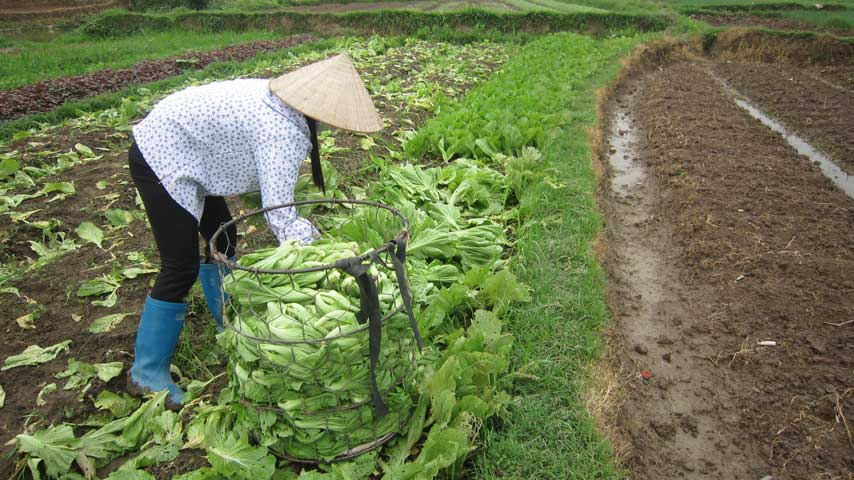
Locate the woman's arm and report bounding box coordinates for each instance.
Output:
[255,137,318,244]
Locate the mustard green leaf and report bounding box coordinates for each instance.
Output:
[15,424,77,478]
[2,340,71,370]
[75,222,104,249]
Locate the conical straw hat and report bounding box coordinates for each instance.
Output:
[269,54,383,133]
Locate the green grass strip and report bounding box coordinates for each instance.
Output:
[474,35,640,478]
[406,32,645,478]
[475,34,640,479]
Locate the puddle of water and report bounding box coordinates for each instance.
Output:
[608,106,644,195]
[734,98,854,199]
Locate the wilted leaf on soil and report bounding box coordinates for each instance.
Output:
[0,157,20,179]
[74,143,96,158]
[105,209,134,228]
[76,222,104,248]
[93,291,119,308]
[15,424,77,478]
[121,443,180,470]
[36,382,57,406]
[9,209,40,222]
[121,266,157,279]
[89,313,130,333]
[76,450,96,480]
[95,362,124,382]
[105,469,156,480]
[57,360,124,391]
[56,360,95,390]
[2,340,72,370]
[95,390,140,418]
[170,467,224,480]
[96,180,110,190]
[40,181,75,196]
[360,136,376,150]
[0,383,5,408]
[78,276,120,298]
[0,286,20,296]
[16,312,36,329]
[206,434,275,480]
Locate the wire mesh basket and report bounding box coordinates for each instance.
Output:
[209,199,422,463]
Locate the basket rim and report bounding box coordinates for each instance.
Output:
[208,198,410,275]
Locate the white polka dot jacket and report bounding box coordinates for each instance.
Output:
[132,78,318,245]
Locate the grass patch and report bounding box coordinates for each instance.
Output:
[0,29,285,91]
[472,33,641,479]
[407,31,645,478]
[777,9,854,30]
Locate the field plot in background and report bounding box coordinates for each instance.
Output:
[233,0,612,12]
[281,1,519,12]
[0,30,290,90]
[674,0,854,33]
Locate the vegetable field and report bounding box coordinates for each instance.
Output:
[1,1,853,479]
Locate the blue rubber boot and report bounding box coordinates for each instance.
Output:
[198,262,229,332]
[128,296,186,408]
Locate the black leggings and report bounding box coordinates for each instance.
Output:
[129,141,237,303]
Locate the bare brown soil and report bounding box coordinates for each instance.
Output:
[602,60,854,479]
[712,61,854,175]
[691,13,854,37]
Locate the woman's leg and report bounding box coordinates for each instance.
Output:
[197,196,237,330]
[129,142,200,301]
[127,141,197,408]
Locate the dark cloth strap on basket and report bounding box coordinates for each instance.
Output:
[391,236,423,352]
[306,117,325,194]
[334,240,422,417]
[335,257,387,417]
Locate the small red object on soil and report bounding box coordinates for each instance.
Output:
[641,369,652,380]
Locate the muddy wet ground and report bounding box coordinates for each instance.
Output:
[602,60,854,479]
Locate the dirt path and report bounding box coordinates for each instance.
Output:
[602,61,854,479]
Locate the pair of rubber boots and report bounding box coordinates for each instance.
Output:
[127,262,227,409]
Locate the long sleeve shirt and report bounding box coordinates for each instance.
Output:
[132,78,317,244]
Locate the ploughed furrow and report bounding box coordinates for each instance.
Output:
[604,62,854,480]
[713,61,854,175]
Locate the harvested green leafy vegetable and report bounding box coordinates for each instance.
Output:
[2,340,71,370]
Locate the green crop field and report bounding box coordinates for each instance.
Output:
[0,0,852,479]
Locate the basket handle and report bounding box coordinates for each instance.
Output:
[336,256,388,417]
